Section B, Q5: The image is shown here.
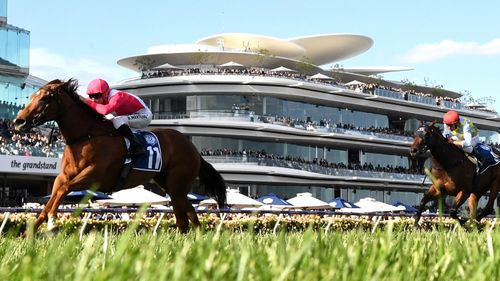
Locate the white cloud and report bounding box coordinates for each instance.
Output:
[29,48,135,93]
[400,39,500,63]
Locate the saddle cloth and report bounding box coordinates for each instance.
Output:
[473,143,500,174]
[124,131,162,172]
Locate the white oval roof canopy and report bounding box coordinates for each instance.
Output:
[196,33,306,58]
[289,34,374,66]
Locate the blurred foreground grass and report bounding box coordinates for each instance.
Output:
[1,224,500,281]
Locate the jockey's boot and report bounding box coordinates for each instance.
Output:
[117,124,146,157]
[472,147,485,166]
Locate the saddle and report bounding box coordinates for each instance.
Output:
[115,131,163,190]
[466,143,500,174]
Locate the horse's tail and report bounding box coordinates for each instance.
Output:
[199,156,226,208]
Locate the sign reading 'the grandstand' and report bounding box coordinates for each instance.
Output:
[0,155,61,176]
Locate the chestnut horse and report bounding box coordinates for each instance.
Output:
[410,121,500,224]
[14,79,226,233]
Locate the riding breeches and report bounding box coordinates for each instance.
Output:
[110,107,152,129]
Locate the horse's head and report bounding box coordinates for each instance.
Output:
[410,121,440,157]
[14,79,79,132]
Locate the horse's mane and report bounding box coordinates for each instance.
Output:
[49,78,105,119]
[427,123,468,158]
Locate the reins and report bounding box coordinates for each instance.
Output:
[45,86,120,145]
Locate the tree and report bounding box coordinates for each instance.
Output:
[255,48,271,68]
[133,57,155,72]
[190,51,212,69]
[295,56,315,75]
[330,64,344,83]
[460,90,496,106]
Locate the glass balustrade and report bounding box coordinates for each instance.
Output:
[203,155,425,182]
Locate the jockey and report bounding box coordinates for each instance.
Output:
[442,110,484,164]
[84,78,152,157]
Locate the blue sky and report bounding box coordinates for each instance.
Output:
[8,0,500,111]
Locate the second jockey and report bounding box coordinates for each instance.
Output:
[83,78,152,157]
[442,110,484,164]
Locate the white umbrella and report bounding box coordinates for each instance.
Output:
[351,197,406,213]
[152,63,182,71]
[270,66,297,73]
[345,80,366,86]
[96,185,169,207]
[310,73,333,80]
[218,61,246,69]
[226,189,263,208]
[286,192,333,209]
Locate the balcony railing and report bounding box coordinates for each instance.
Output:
[203,156,425,182]
[152,110,414,142]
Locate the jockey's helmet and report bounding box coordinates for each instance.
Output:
[443,110,460,125]
[87,78,111,98]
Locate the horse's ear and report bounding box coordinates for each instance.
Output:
[430,120,437,127]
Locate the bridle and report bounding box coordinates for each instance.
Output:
[31,87,78,127]
[413,125,431,155]
[414,123,465,169]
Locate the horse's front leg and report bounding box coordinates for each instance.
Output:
[33,175,67,232]
[46,166,98,231]
[450,190,469,220]
[415,186,439,226]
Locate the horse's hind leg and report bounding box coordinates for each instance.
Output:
[478,179,500,220]
[155,174,200,232]
[169,193,191,233]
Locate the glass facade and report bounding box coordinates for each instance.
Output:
[0,25,30,69]
[0,0,34,119]
[144,94,390,130]
[0,0,6,20]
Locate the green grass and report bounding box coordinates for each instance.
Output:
[1,226,500,281]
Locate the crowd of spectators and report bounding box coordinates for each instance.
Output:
[0,119,64,157]
[273,115,413,138]
[0,101,24,121]
[140,66,477,113]
[200,148,422,175]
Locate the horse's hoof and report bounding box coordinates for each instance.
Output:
[463,219,480,229]
[44,228,60,238]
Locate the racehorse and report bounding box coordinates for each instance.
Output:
[410,121,500,225]
[14,79,226,233]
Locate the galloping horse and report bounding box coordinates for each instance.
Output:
[410,121,500,224]
[14,79,226,233]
